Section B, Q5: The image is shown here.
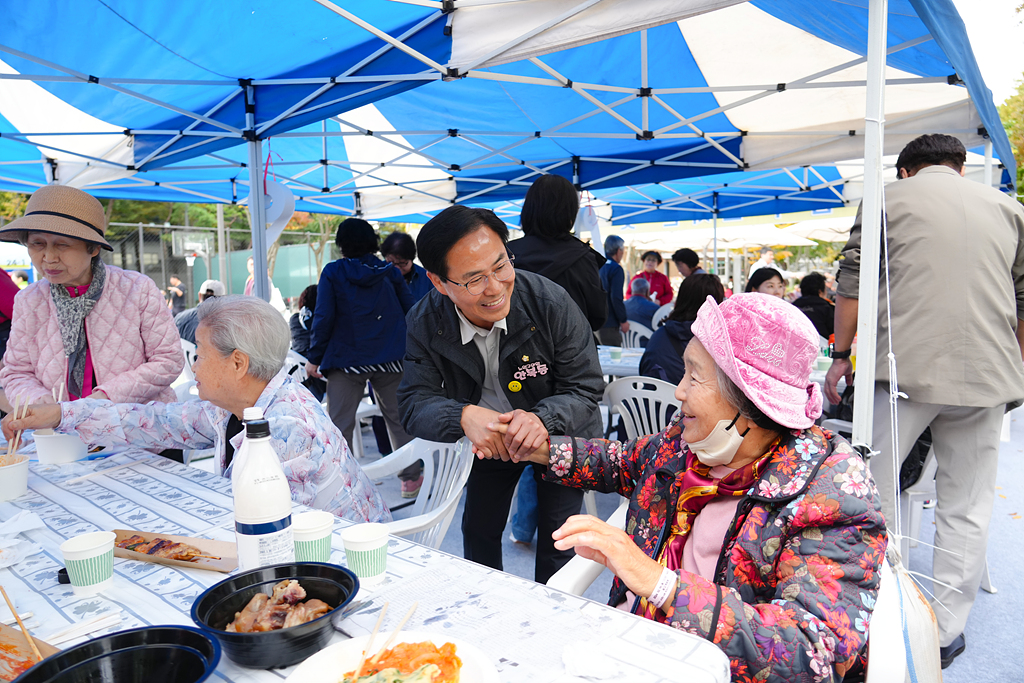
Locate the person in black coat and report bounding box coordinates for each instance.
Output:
[791,272,834,340]
[289,284,326,401]
[640,274,725,385]
[507,175,607,331]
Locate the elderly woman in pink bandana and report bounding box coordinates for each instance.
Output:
[487,293,885,683]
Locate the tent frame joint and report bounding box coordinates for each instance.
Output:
[636,130,654,141]
[637,87,652,97]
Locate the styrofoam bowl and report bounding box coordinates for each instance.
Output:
[36,431,88,464]
[0,455,29,501]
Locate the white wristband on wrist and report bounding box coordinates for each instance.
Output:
[649,567,677,609]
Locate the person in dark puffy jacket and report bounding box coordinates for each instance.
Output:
[289,284,325,401]
[640,273,724,385]
[507,174,607,331]
[791,272,834,340]
[305,219,421,494]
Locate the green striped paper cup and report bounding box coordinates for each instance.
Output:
[293,510,335,563]
[341,523,389,586]
[60,531,116,596]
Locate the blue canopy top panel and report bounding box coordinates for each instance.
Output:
[0,0,1012,222]
[0,0,449,170]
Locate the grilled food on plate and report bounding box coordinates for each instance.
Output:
[116,534,219,562]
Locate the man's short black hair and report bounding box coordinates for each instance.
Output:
[641,250,663,264]
[380,231,416,261]
[335,218,379,258]
[672,248,699,269]
[520,174,579,240]
[895,134,966,175]
[417,205,509,279]
[800,272,826,297]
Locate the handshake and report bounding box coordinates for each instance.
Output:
[459,406,550,465]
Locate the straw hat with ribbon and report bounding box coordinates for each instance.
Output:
[0,185,112,251]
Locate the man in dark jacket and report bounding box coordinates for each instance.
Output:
[398,205,604,583]
[598,235,629,346]
[791,272,834,340]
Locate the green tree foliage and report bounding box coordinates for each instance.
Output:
[1000,73,1024,201]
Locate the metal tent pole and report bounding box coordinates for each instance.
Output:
[216,203,228,286]
[712,192,719,275]
[244,82,270,302]
[984,139,994,188]
[851,0,888,452]
[137,222,145,275]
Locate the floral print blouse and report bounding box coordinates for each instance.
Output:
[58,369,391,524]
[546,413,885,682]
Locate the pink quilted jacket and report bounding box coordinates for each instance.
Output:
[0,266,184,405]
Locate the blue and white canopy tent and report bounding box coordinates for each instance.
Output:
[0,0,726,297]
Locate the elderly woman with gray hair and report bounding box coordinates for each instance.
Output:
[2,295,390,523]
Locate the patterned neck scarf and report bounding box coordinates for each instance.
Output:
[50,259,106,397]
[637,441,774,620]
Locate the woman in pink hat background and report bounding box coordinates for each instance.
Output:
[486,292,885,682]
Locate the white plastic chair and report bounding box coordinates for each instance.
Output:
[349,400,383,459]
[603,377,680,441]
[361,437,473,550]
[547,498,629,595]
[284,349,309,383]
[172,339,197,390]
[622,322,653,349]
[650,303,673,329]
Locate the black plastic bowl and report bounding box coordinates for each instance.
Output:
[190,562,358,669]
[13,625,220,683]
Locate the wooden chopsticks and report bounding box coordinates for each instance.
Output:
[1,585,42,662]
[352,601,388,682]
[368,601,418,666]
[3,397,29,465]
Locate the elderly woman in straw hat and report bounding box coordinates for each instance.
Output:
[0,185,183,405]
[485,293,885,682]
[3,295,390,522]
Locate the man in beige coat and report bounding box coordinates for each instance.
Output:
[825,134,1024,669]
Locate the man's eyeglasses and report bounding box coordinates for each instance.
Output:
[443,255,515,296]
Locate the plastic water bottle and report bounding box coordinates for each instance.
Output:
[230,406,265,490]
[233,418,294,570]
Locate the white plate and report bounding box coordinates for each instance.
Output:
[286,630,499,683]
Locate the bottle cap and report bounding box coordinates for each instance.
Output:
[242,406,264,422]
[245,419,271,439]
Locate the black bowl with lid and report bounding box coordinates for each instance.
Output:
[13,625,220,683]
[190,562,358,669]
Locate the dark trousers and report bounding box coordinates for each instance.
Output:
[462,457,585,584]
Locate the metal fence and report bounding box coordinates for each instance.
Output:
[103,222,339,309]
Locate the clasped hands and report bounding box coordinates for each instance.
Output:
[460,405,547,463]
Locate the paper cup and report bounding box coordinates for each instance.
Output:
[36,432,88,465]
[293,511,335,563]
[0,456,28,502]
[60,531,116,596]
[816,356,832,372]
[610,348,622,360]
[341,523,389,586]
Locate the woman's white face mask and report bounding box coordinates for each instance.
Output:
[686,412,750,467]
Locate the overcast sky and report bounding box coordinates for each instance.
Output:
[951,0,1024,106]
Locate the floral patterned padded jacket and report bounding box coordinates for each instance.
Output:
[547,413,885,683]
[57,369,391,524]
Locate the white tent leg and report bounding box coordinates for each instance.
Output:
[712,192,718,275]
[247,137,271,302]
[852,0,888,452]
[984,139,994,188]
[216,203,228,290]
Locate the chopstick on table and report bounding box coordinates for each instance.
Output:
[4,395,21,460]
[10,400,30,456]
[1,585,42,662]
[64,459,146,485]
[352,601,388,681]
[369,601,418,666]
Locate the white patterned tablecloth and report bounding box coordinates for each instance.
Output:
[0,451,729,683]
